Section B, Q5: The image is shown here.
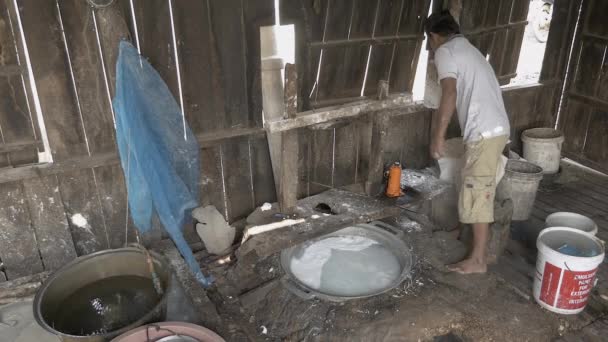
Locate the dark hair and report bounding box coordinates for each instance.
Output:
[424,11,460,36]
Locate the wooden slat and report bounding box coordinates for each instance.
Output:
[197,127,265,147]
[208,0,250,128]
[355,118,372,185]
[265,94,414,132]
[563,181,608,208]
[243,0,274,127]
[93,1,131,98]
[583,108,608,169]
[363,43,392,96]
[389,39,420,93]
[93,164,137,249]
[560,99,590,154]
[537,190,608,224]
[57,169,109,256]
[0,181,43,279]
[509,0,529,23]
[173,0,229,134]
[140,0,178,101]
[398,0,429,35]
[333,122,358,187]
[568,92,608,111]
[585,0,608,37]
[535,195,608,230]
[0,128,271,184]
[460,0,488,32]
[0,140,40,154]
[22,176,77,270]
[500,25,526,79]
[0,152,119,184]
[0,64,22,76]
[540,0,581,81]
[310,128,334,188]
[296,128,312,199]
[349,0,377,39]
[17,0,88,161]
[599,52,608,102]
[316,45,368,101]
[579,177,608,197]
[60,0,116,154]
[199,146,227,219]
[222,138,255,222]
[497,0,514,25]
[0,3,37,166]
[249,136,276,207]
[571,40,606,97]
[323,0,352,41]
[374,0,402,37]
[397,110,432,169]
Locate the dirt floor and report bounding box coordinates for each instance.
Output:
[194,160,608,342]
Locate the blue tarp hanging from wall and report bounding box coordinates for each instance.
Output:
[113,41,211,286]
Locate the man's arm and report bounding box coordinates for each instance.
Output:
[430,77,457,159]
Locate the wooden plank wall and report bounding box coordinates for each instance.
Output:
[460,0,530,85]
[0,0,563,282]
[558,0,608,173]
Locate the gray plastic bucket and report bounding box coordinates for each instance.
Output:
[521,128,564,174]
[497,160,544,221]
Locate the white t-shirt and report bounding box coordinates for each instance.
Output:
[434,35,510,142]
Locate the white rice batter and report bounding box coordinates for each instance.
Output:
[289,235,402,297]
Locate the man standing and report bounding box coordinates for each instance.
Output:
[425,11,510,274]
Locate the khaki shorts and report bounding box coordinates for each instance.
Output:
[458,135,508,224]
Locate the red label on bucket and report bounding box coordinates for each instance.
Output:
[539,262,561,305]
[539,261,598,310]
[557,268,597,310]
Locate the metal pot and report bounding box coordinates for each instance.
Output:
[33,248,171,342]
[280,222,413,302]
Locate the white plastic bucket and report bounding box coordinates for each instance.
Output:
[533,227,605,314]
[496,160,543,220]
[545,212,598,236]
[521,128,565,174]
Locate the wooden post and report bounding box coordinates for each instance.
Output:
[279,64,299,210]
[377,80,389,100]
[260,25,298,211]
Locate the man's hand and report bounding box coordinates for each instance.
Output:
[430,136,445,160]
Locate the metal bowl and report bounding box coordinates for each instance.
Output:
[280,222,412,302]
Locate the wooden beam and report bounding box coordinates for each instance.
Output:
[0,127,270,184]
[0,152,119,184]
[309,34,423,48]
[196,127,265,147]
[265,93,414,133]
[0,140,41,154]
[568,92,608,111]
[0,64,22,77]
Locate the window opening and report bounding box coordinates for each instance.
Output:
[508,0,550,86]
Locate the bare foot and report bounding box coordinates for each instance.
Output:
[447,258,487,274]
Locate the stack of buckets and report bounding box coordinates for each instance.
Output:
[518,128,605,314]
[534,214,604,314]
